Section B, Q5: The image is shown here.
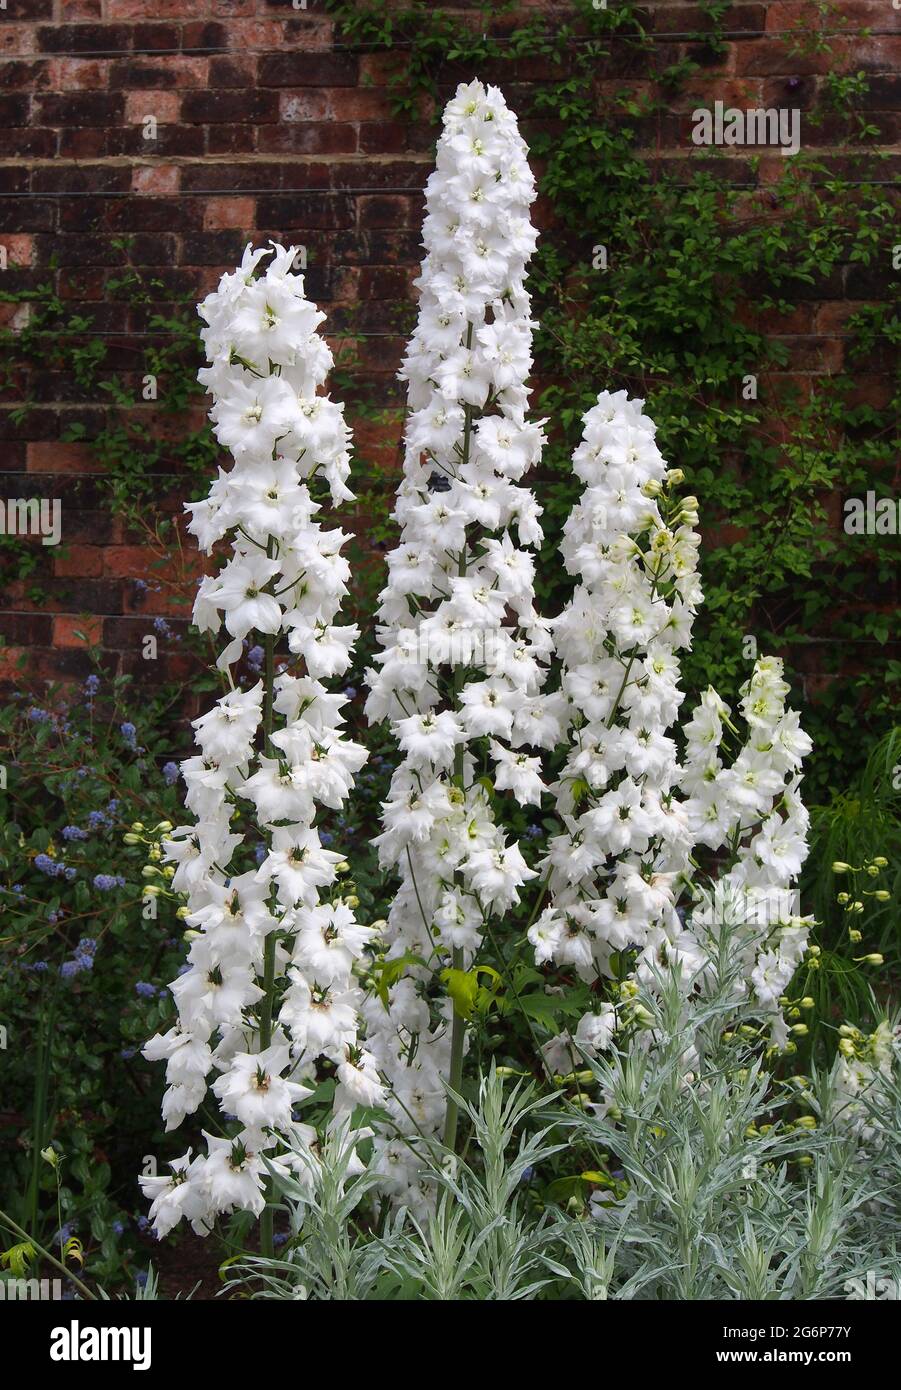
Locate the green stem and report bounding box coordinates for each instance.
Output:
[442,337,475,1154]
[258,575,277,1259]
[443,942,466,1151]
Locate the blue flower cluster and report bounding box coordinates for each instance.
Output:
[60,938,97,979]
[93,873,126,892]
[134,981,163,999]
[34,853,77,883]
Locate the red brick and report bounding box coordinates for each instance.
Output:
[251,15,331,48]
[124,91,181,126]
[0,27,38,57]
[47,58,110,91]
[351,414,404,471]
[358,194,421,230]
[1,234,34,268]
[111,57,210,90]
[257,123,357,155]
[132,164,180,195]
[815,302,870,334]
[207,124,256,155]
[259,53,357,87]
[203,196,256,230]
[36,93,124,126]
[329,88,397,122]
[766,1,885,30]
[102,545,164,579]
[0,647,29,681]
[358,53,410,86]
[53,615,103,648]
[280,92,331,122]
[213,0,255,14]
[209,55,257,88]
[736,302,816,335]
[26,442,98,474]
[61,0,102,14]
[108,0,189,16]
[53,546,103,579]
[673,77,763,111]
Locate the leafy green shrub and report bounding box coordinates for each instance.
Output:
[0,666,188,1287]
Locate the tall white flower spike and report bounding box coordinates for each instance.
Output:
[141,244,381,1240]
[532,390,813,1072]
[362,80,557,1211]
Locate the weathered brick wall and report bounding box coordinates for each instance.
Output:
[0,0,898,693]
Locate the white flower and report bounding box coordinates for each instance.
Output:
[489,741,545,804]
[335,1046,386,1109]
[536,387,812,1107]
[143,244,370,1237]
[575,1006,617,1056]
[139,1151,208,1239]
[362,81,549,1204]
[750,950,795,1008]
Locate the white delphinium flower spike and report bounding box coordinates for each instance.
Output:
[362,80,554,1210]
[530,390,702,1067]
[533,390,813,1067]
[682,654,814,1044]
[141,244,381,1240]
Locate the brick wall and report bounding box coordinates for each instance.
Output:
[0,0,898,694]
